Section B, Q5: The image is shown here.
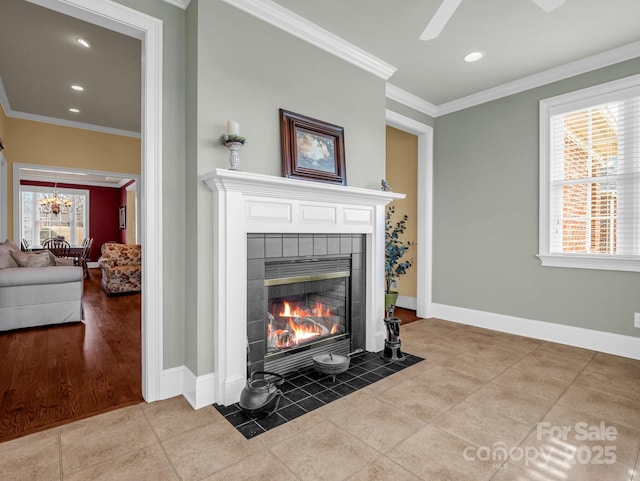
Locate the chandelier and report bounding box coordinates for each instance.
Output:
[39,184,73,216]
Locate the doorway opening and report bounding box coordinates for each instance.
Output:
[385,110,433,319]
[13,0,164,406]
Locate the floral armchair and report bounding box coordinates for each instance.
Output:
[98,243,141,295]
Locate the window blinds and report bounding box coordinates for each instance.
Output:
[548,91,640,258]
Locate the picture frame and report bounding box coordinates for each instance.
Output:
[119,206,126,229]
[280,109,346,185]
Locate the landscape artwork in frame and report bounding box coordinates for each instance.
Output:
[280,109,346,185]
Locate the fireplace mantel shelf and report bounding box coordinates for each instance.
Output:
[201,169,404,206]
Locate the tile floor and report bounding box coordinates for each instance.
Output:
[214,351,424,439]
[1,317,639,481]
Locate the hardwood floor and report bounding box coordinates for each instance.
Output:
[394,306,422,325]
[0,269,142,443]
[0,282,419,443]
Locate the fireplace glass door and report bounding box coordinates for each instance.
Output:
[265,270,349,358]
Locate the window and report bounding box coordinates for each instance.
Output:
[539,74,640,272]
[20,186,89,247]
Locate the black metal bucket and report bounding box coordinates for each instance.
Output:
[238,371,284,418]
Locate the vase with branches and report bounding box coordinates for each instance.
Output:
[385,205,413,314]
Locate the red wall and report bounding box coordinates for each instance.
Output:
[21,180,122,261]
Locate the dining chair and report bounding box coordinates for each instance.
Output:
[42,238,60,248]
[44,238,73,261]
[21,238,32,252]
[81,237,94,278]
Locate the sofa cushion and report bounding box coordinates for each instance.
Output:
[0,248,19,268]
[100,243,142,266]
[0,266,83,287]
[10,250,54,268]
[0,266,84,330]
[0,239,20,252]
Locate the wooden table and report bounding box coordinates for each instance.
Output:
[31,246,83,265]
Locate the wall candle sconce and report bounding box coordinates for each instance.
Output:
[218,120,246,170]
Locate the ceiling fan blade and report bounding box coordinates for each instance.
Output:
[419,0,463,41]
[530,0,566,13]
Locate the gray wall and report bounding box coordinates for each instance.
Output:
[195,2,386,186]
[189,1,387,374]
[433,58,640,338]
[115,0,187,368]
[185,0,199,373]
[113,0,639,381]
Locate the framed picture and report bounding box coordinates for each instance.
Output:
[280,109,346,185]
[119,206,126,229]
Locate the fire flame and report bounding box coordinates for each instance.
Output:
[288,318,321,343]
[279,301,333,318]
[268,301,339,349]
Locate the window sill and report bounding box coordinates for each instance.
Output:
[537,254,640,273]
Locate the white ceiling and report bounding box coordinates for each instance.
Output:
[0,0,141,136]
[0,0,639,136]
[271,0,640,108]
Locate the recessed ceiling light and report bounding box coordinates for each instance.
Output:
[464,51,484,63]
[69,108,80,113]
[71,85,84,91]
[75,37,92,48]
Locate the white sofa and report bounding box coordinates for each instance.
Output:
[0,241,84,331]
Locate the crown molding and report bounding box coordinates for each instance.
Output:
[0,77,11,116]
[8,110,141,138]
[17,162,139,189]
[385,109,431,136]
[221,0,396,80]
[20,173,131,188]
[161,0,191,9]
[8,2,640,125]
[386,83,437,118]
[435,40,640,116]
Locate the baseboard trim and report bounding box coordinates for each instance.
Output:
[158,302,640,408]
[160,366,184,400]
[430,303,640,360]
[160,366,216,409]
[183,369,216,409]
[396,295,417,310]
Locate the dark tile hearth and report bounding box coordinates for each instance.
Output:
[213,351,423,439]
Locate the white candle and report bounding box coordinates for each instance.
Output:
[227,120,240,136]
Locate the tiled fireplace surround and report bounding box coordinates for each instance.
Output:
[246,232,367,377]
[202,169,402,406]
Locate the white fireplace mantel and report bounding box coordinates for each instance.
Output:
[202,168,403,405]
